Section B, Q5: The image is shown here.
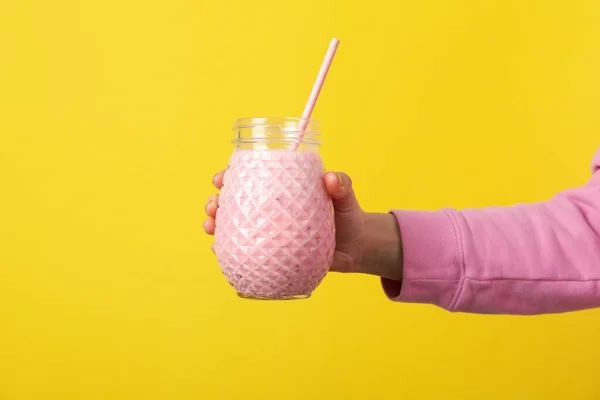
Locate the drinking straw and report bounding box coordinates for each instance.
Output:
[290,38,340,150]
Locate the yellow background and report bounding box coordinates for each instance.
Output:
[1,0,599,399]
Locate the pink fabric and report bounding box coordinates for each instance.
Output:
[383,147,600,314]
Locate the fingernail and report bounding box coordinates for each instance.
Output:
[335,172,344,187]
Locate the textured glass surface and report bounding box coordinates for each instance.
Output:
[214,149,335,298]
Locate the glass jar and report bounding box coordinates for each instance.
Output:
[214,117,335,300]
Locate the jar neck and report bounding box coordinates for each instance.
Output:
[232,117,321,150]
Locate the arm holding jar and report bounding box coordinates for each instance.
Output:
[205,148,600,315]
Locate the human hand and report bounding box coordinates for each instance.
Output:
[204,170,402,281]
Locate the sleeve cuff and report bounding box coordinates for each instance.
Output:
[382,209,465,311]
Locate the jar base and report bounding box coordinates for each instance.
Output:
[237,292,311,301]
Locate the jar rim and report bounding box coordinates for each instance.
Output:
[232,116,320,133]
[231,116,321,148]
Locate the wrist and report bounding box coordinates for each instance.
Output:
[357,212,403,281]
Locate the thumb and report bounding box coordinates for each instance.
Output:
[324,172,360,214]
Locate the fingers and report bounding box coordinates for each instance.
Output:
[203,218,216,235]
[324,171,360,214]
[206,170,224,244]
[205,170,223,239]
[205,194,219,218]
[213,170,225,189]
[203,194,217,234]
[204,194,219,236]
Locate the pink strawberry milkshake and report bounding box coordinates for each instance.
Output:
[214,148,335,299]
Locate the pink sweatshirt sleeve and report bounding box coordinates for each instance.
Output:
[383,148,600,314]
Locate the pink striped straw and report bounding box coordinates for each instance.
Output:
[290,38,340,150]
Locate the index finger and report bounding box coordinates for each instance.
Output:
[213,170,225,189]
